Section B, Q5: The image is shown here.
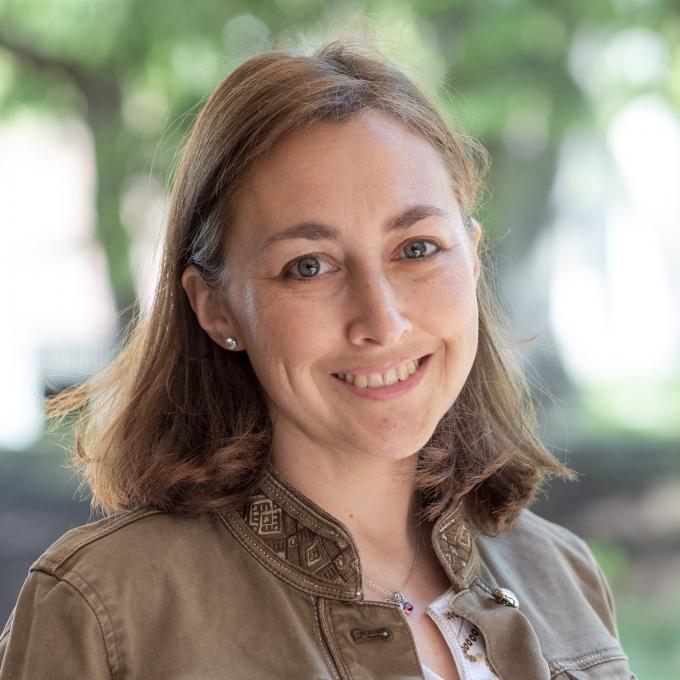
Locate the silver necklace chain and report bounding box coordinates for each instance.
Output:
[361,523,421,611]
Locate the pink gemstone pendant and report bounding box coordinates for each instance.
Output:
[392,592,414,614]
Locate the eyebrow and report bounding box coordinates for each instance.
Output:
[261,204,451,250]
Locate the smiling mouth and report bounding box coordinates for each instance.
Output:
[332,356,427,389]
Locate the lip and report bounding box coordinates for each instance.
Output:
[330,354,431,401]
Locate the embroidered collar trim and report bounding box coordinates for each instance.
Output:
[220,464,479,600]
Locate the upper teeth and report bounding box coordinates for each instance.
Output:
[335,358,421,388]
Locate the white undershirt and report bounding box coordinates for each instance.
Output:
[421,587,498,680]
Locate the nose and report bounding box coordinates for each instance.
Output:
[346,271,413,347]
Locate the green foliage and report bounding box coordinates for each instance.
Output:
[1,0,676,309]
[587,538,631,586]
[587,538,680,677]
[578,379,680,441]
[617,593,680,679]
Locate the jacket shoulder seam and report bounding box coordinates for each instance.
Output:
[29,568,118,680]
[0,610,12,646]
[33,509,164,575]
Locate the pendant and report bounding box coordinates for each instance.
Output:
[391,591,414,614]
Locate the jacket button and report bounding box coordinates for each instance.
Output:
[492,587,520,608]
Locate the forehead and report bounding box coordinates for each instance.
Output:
[233,111,456,237]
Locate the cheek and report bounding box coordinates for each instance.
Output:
[415,266,478,340]
[236,286,333,390]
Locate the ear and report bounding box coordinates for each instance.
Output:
[469,218,482,283]
[181,265,244,350]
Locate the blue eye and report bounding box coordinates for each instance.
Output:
[283,240,441,282]
[401,240,439,259]
[295,256,320,277]
[284,255,335,280]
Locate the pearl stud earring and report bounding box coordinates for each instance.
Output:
[224,337,238,350]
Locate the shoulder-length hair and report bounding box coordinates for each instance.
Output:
[46,40,573,535]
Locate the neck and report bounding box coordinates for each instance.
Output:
[270,427,424,592]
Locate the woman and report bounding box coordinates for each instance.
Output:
[0,41,634,679]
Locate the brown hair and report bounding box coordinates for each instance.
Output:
[46,40,573,534]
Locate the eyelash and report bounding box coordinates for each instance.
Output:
[282,239,443,282]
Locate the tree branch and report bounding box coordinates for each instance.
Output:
[0,29,91,93]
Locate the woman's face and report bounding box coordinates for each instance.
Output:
[223,111,481,462]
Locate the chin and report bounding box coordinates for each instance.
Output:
[354,429,437,461]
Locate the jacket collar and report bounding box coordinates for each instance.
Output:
[220,463,479,601]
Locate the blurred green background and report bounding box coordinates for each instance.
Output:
[1,1,679,677]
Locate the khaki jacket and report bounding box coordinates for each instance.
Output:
[0,465,635,679]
